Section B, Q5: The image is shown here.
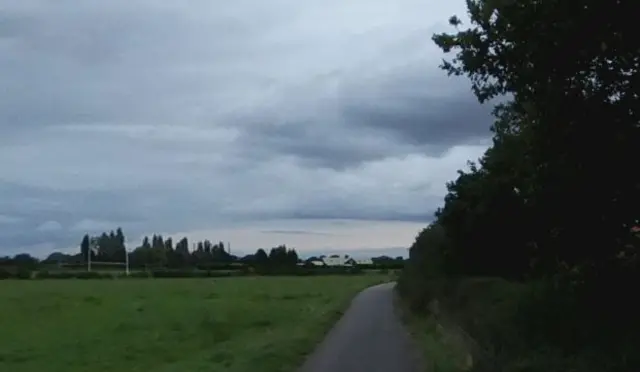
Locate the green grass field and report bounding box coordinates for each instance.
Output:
[0,276,390,372]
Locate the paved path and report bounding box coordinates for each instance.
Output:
[298,282,425,372]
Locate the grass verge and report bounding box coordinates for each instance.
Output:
[398,277,635,371]
[395,291,471,372]
[1,275,389,372]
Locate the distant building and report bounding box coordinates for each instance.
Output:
[354,258,373,265]
[302,255,374,267]
[323,256,350,267]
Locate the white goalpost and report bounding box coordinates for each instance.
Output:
[87,239,130,275]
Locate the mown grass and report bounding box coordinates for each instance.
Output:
[0,276,389,372]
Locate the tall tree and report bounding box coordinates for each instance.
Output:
[203,240,213,262]
[212,242,231,262]
[432,0,639,273]
[164,237,173,252]
[254,249,269,265]
[151,235,165,251]
[149,235,167,266]
[95,232,110,261]
[175,237,190,266]
[286,248,299,265]
[141,236,151,250]
[80,234,91,262]
[114,227,127,262]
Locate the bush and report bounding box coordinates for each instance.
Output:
[251,265,362,276]
[75,271,111,279]
[16,267,33,280]
[129,271,152,278]
[397,223,452,308]
[195,263,247,271]
[149,269,204,278]
[35,271,111,279]
[14,265,368,280]
[35,270,52,279]
[0,267,12,279]
[146,269,245,278]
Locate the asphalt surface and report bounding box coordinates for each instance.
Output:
[298,282,425,372]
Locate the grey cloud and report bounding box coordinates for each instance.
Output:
[260,230,338,237]
[0,230,71,253]
[0,183,155,250]
[0,215,23,224]
[36,220,63,232]
[230,64,492,170]
[0,2,274,136]
[0,182,141,223]
[338,63,493,150]
[0,0,486,254]
[236,119,410,170]
[342,95,492,149]
[289,210,434,224]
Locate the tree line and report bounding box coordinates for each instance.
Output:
[0,229,299,269]
[78,229,238,268]
[398,0,638,370]
[0,228,405,273]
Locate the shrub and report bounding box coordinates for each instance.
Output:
[35,271,110,279]
[74,271,110,279]
[129,271,152,278]
[0,267,12,279]
[16,267,33,280]
[146,269,244,278]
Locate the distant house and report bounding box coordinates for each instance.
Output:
[302,255,374,267]
[354,258,373,266]
[323,255,350,267]
[300,258,327,267]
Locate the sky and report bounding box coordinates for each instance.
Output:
[0,0,493,258]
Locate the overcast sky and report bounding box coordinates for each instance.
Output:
[0,0,492,258]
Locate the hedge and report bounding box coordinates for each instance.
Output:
[0,265,367,280]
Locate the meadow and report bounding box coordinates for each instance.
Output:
[0,275,391,372]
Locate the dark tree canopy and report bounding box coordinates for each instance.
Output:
[400,0,639,368]
[416,0,640,279]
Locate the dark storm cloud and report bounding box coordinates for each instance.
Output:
[237,119,406,170]
[342,95,492,148]
[338,63,494,149]
[231,65,494,170]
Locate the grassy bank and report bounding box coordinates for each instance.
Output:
[396,292,470,372]
[0,276,389,372]
[399,277,636,372]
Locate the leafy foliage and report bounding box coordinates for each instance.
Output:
[400,0,639,370]
[405,0,640,283]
